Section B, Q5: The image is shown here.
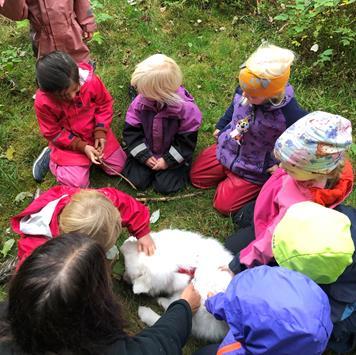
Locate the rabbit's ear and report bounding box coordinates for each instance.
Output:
[133,272,151,294]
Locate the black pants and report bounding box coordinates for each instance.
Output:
[123,158,190,194]
[224,200,256,254]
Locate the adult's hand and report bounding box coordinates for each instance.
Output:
[180,283,201,314]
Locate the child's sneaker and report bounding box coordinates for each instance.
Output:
[32,147,50,182]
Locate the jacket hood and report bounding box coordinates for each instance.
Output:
[219,266,332,354]
[78,62,93,86]
[273,201,354,284]
[133,86,195,116]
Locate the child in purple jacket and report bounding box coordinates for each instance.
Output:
[190,43,307,215]
[122,54,202,194]
[194,266,332,355]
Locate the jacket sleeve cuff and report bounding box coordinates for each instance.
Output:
[136,150,152,164]
[81,23,97,33]
[135,226,151,239]
[94,128,107,140]
[229,254,243,275]
[70,137,87,152]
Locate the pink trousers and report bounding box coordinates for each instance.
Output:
[50,147,127,188]
[190,144,261,215]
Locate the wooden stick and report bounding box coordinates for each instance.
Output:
[100,161,137,190]
[136,191,203,203]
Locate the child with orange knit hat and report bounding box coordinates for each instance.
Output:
[190,43,307,215]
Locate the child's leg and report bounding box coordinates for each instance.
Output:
[190,144,227,188]
[101,147,127,175]
[213,171,261,215]
[49,161,90,188]
[122,158,154,190]
[224,226,255,255]
[153,164,190,194]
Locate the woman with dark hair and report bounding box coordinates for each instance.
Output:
[0,233,200,355]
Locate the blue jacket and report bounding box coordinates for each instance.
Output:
[205,266,332,355]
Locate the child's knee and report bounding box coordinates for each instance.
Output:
[55,167,90,188]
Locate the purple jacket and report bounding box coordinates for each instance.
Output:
[123,86,202,167]
[205,266,332,355]
[216,85,306,184]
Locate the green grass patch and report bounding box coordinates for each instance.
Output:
[0,1,355,353]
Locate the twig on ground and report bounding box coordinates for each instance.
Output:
[100,161,137,190]
[136,191,204,203]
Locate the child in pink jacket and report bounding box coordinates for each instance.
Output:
[34,51,126,187]
[225,111,353,274]
[0,0,95,63]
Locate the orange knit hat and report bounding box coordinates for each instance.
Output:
[239,66,290,98]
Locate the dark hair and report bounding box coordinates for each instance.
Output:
[36,51,79,92]
[4,233,126,354]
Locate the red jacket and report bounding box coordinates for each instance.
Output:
[0,0,95,62]
[12,186,151,267]
[35,63,120,166]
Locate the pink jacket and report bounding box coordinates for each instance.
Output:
[240,163,354,268]
[0,0,95,62]
[12,186,151,267]
[35,62,120,166]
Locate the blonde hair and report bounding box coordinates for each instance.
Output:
[131,54,183,105]
[59,190,122,252]
[245,43,295,79]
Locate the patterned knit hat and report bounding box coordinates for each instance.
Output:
[274,111,352,174]
[272,201,354,284]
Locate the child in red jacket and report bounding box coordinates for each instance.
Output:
[34,51,126,187]
[12,185,155,267]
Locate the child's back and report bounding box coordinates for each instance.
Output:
[204,266,332,355]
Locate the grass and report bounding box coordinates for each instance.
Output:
[0,0,355,354]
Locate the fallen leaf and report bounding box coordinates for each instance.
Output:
[1,239,15,257]
[106,245,119,260]
[5,145,15,160]
[15,191,33,203]
[310,44,319,52]
[150,209,160,224]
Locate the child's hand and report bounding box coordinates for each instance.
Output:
[267,164,278,174]
[137,234,156,256]
[145,156,158,169]
[213,129,220,140]
[0,0,5,7]
[219,265,235,277]
[84,145,102,165]
[180,283,201,314]
[152,158,168,171]
[83,31,94,41]
[95,138,106,155]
